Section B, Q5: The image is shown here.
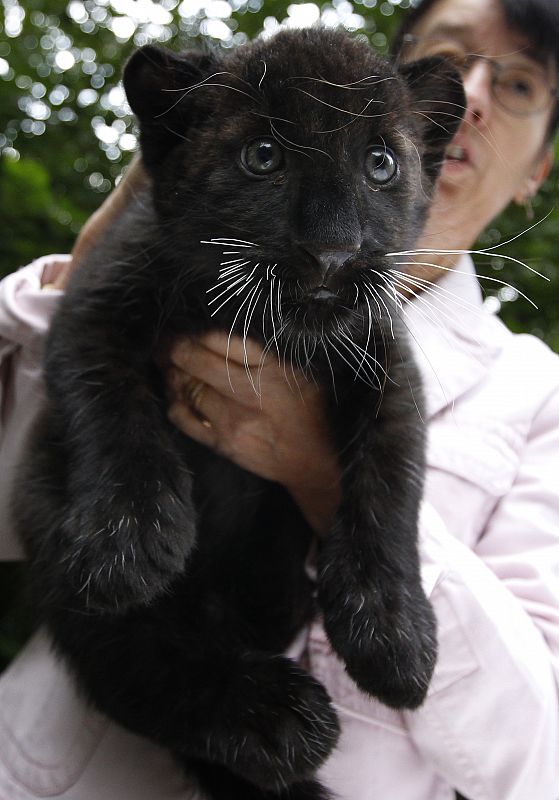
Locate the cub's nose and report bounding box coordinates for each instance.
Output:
[299,244,359,284]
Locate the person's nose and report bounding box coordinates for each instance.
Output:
[462,58,493,128]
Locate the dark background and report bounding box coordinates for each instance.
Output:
[1,0,559,668]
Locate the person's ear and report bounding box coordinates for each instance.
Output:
[514,146,554,205]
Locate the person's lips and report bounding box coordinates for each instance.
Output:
[443,139,474,173]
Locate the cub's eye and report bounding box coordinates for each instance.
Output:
[241,138,284,177]
[365,146,398,185]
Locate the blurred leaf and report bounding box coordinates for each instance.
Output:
[0,156,86,276]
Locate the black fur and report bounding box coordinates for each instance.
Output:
[14,28,464,799]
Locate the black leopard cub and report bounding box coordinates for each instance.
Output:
[14,27,464,800]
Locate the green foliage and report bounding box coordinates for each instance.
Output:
[1,0,558,340]
[0,156,85,267]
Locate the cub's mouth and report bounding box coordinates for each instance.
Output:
[308,286,338,302]
[290,279,361,329]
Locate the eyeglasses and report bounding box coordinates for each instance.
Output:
[400,34,559,117]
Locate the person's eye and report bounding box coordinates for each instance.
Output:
[416,40,467,66]
[240,138,284,177]
[365,145,399,185]
[432,47,465,63]
[500,70,536,98]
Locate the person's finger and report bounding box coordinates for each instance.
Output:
[169,336,272,405]
[195,334,313,404]
[43,261,73,290]
[194,331,265,367]
[167,365,232,435]
[167,397,218,449]
[167,367,254,463]
[52,157,151,291]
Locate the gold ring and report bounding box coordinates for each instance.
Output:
[183,376,212,428]
[184,376,205,410]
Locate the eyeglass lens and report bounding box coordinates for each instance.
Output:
[401,36,554,116]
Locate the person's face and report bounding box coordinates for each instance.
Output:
[405,0,556,251]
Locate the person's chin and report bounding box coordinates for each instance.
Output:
[437,161,475,197]
[440,156,474,180]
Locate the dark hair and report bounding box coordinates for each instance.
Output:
[392,0,559,141]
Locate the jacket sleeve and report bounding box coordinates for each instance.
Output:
[407,392,559,800]
[0,257,66,560]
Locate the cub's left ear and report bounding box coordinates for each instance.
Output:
[123,45,222,167]
[399,57,466,181]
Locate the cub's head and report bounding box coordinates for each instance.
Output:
[123,28,464,364]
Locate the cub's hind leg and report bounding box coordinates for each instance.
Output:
[46,603,339,793]
[189,761,334,800]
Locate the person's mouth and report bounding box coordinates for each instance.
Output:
[443,141,473,172]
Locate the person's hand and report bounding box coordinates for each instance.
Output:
[47,155,150,290]
[166,333,341,536]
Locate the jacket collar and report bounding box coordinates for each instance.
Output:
[403,254,506,418]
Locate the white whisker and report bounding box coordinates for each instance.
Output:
[363,283,395,338]
[276,273,284,325]
[394,128,430,201]
[321,332,338,403]
[214,266,247,281]
[359,292,375,378]
[209,275,254,317]
[270,120,330,160]
[207,273,247,303]
[316,96,386,134]
[286,74,396,90]
[387,245,549,281]
[220,258,249,266]
[245,263,261,282]
[390,296,452,413]
[389,259,539,309]
[332,330,384,389]
[243,282,264,395]
[388,268,482,316]
[385,274,465,348]
[325,332,370,385]
[201,238,258,247]
[157,79,258,116]
[225,280,261,390]
[291,87,392,120]
[258,59,267,91]
[258,317,291,397]
[370,269,403,313]
[339,330,389,381]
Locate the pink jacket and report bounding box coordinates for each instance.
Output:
[1,255,558,800]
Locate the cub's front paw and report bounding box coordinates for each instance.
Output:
[204,657,340,790]
[61,478,196,610]
[319,576,437,709]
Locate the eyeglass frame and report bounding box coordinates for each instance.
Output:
[399,33,559,118]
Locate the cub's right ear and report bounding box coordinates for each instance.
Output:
[123,45,220,165]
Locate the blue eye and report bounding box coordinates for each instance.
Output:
[241,138,284,177]
[365,146,398,185]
